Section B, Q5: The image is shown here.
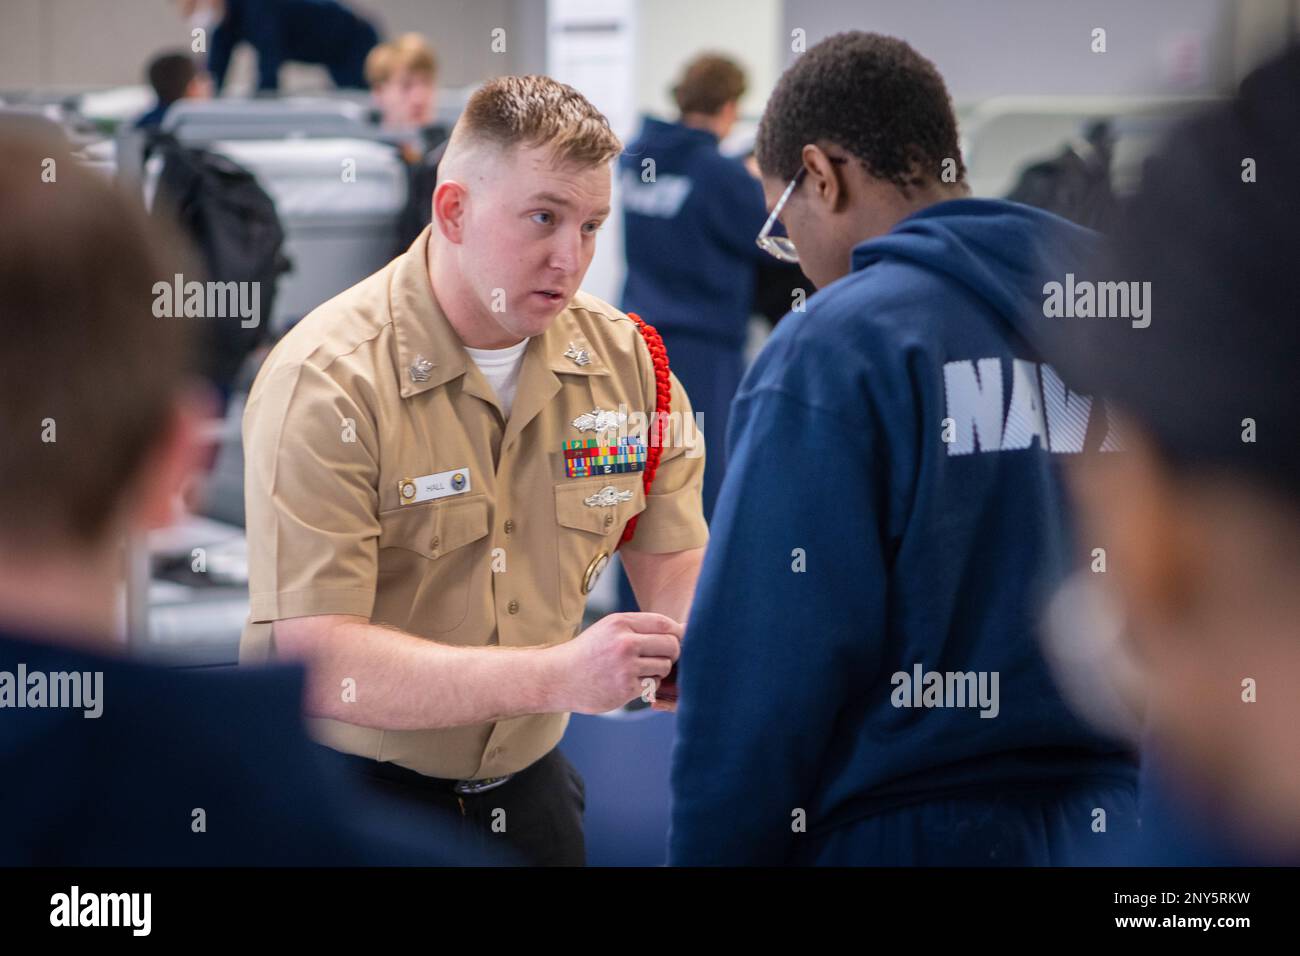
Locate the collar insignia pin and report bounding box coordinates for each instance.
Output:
[409,356,433,383]
[564,342,592,367]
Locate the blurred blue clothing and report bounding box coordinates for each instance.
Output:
[619,116,768,348]
[619,116,770,524]
[0,626,495,865]
[209,0,380,92]
[134,102,170,130]
[1107,749,1298,866]
[797,779,1138,866]
[670,199,1138,865]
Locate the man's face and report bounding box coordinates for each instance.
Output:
[761,171,839,290]
[374,69,436,130]
[1069,437,1300,845]
[457,145,610,342]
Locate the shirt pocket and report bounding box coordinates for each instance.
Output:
[553,475,646,623]
[376,494,490,634]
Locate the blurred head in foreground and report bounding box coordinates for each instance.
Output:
[1047,48,1300,857]
[0,135,208,647]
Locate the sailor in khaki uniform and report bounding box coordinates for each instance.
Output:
[239,75,707,865]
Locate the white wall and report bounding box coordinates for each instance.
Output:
[634,0,781,121]
[0,0,536,92]
[778,0,1237,101]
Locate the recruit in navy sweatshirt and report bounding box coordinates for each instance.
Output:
[668,198,1138,865]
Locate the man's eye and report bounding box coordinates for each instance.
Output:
[531,212,553,225]
[582,221,603,235]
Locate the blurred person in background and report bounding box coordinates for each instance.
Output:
[135,51,213,130]
[614,55,771,627]
[0,133,484,865]
[179,0,382,94]
[365,33,452,252]
[1045,46,1300,866]
[367,32,440,134]
[619,53,770,526]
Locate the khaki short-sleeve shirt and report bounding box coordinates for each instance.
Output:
[238,227,707,779]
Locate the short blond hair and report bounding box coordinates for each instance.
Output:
[456,75,622,167]
[365,33,438,87]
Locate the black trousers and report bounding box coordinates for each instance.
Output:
[341,747,586,866]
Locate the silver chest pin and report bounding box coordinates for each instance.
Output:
[572,408,627,433]
[563,342,592,367]
[584,485,633,508]
[409,356,433,383]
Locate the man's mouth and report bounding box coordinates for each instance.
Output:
[532,289,565,303]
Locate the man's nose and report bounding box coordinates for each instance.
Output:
[548,230,583,274]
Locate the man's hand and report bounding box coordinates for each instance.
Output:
[550,612,683,714]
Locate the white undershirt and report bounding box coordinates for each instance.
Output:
[463,339,530,418]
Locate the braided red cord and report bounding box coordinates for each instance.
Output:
[619,312,671,547]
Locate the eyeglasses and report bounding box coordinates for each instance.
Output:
[755,168,806,263]
[754,156,847,264]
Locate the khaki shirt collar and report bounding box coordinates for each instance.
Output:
[390,228,613,417]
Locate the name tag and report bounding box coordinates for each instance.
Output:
[397,468,471,505]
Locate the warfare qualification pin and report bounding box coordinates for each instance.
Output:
[572,408,627,433]
[584,485,633,508]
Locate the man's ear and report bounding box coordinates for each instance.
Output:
[800,143,847,212]
[126,388,215,534]
[432,179,467,244]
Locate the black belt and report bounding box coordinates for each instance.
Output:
[344,752,514,795]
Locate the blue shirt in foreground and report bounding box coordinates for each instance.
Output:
[668,198,1138,865]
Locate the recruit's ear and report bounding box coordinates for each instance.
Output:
[800,143,847,213]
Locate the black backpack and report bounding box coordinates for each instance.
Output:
[1006,120,1120,233]
[146,132,290,397]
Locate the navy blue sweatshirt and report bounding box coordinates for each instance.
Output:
[668,198,1137,865]
[619,116,769,348]
[209,0,379,92]
[0,627,496,865]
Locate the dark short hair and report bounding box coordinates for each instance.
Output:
[147,52,198,104]
[756,32,964,189]
[672,54,747,116]
[0,134,196,551]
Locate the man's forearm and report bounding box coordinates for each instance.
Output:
[283,618,562,730]
[622,546,705,624]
